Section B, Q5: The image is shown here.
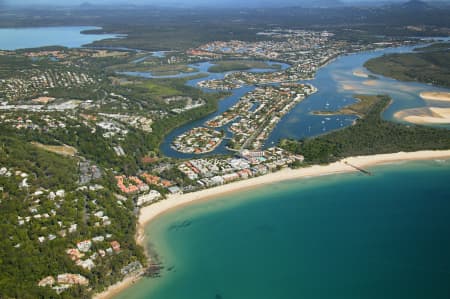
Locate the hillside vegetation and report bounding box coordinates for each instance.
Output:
[364,44,450,88]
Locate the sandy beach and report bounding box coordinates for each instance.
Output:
[93,273,143,299]
[395,107,450,124]
[138,150,450,228]
[420,92,450,103]
[94,150,450,299]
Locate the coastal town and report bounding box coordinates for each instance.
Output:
[0,31,424,297]
[171,83,316,153]
[0,7,448,298]
[0,163,142,295]
[107,146,305,203]
[172,127,225,154]
[187,29,418,88]
[177,147,304,185]
[0,139,304,295]
[227,84,316,150]
[0,67,98,101]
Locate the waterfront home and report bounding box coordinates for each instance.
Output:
[57,274,89,286]
[222,173,240,183]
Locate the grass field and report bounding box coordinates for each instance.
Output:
[31,142,78,157]
[138,81,181,97]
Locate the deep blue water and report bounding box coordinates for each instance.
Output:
[116,160,450,299]
[0,26,122,50]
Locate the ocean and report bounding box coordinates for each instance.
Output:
[116,160,450,299]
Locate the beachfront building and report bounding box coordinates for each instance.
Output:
[137,190,162,207]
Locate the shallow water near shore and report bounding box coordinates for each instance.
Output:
[115,159,450,299]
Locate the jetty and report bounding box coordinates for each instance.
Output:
[344,161,372,175]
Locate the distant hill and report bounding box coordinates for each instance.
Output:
[398,0,432,10]
[299,0,345,8]
[79,2,95,9]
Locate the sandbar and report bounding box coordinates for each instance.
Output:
[420,92,450,103]
[352,70,369,78]
[395,107,450,124]
[362,80,378,86]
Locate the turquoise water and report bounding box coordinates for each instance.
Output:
[0,26,122,50]
[116,160,450,299]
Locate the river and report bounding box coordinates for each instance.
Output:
[140,43,450,158]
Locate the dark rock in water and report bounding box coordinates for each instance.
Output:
[145,263,164,278]
[169,220,192,231]
[215,294,223,299]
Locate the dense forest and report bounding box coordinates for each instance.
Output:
[364,43,450,88]
[0,135,146,298]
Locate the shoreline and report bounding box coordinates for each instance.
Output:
[94,149,450,299]
[394,107,450,124]
[420,91,450,103]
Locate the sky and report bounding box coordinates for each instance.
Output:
[2,0,414,8]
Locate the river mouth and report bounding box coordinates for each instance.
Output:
[120,44,450,159]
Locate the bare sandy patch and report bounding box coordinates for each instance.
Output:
[420,92,450,103]
[341,83,358,91]
[362,80,378,87]
[395,107,450,124]
[31,142,78,156]
[31,96,55,104]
